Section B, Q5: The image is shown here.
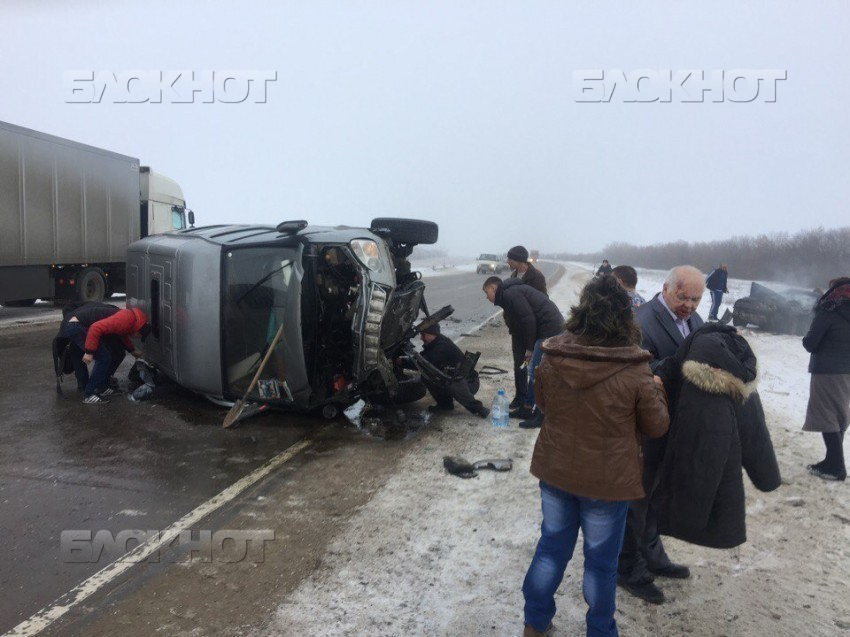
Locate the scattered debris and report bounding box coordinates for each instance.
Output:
[443,456,512,479]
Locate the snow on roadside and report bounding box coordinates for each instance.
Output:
[262,263,850,637]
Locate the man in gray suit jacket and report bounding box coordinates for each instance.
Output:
[618,265,705,604]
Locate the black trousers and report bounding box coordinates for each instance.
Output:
[425,375,485,414]
[618,443,673,583]
[511,333,527,403]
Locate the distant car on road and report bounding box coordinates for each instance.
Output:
[732,282,817,335]
[476,253,509,274]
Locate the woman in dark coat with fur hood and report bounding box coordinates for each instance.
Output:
[654,325,781,549]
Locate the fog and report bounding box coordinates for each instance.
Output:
[1,2,847,258]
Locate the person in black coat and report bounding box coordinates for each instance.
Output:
[802,277,850,481]
[619,265,705,604]
[417,323,489,418]
[505,245,548,413]
[483,276,563,428]
[705,264,729,321]
[654,324,781,548]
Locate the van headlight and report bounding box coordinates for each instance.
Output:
[350,239,386,273]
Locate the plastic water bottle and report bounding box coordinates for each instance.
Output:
[491,389,510,429]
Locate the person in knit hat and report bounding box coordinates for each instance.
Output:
[63,303,150,404]
[505,245,548,412]
[416,322,489,418]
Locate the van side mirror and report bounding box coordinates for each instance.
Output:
[188,210,195,228]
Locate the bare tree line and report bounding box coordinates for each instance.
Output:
[549,227,850,288]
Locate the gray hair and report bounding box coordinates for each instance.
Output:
[664,265,704,289]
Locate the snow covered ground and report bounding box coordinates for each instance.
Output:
[260,263,849,637]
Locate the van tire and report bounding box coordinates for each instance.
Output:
[371,378,428,405]
[370,218,439,245]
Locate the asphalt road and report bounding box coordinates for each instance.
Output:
[0,262,560,635]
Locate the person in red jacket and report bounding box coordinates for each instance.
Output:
[75,306,150,404]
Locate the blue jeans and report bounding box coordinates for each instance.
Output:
[61,322,124,396]
[523,482,629,637]
[708,289,724,319]
[524,338,545,409]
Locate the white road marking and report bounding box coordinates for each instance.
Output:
[5,438,313,637]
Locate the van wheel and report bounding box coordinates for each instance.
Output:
[77,268,106,303]
[321,404,340,420]
[371,378,428,405]
[370,218,439,245]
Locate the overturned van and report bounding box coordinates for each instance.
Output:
[126,218,442,416]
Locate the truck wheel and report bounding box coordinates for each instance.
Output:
[370,218,439,245]
[77,268,106,303]
[2,298,37,307]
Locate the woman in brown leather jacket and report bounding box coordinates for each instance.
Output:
[521,275,669,637]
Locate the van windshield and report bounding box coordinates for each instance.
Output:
[221,246,303,401]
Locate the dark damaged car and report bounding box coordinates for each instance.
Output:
[732,282,817,336]
[126,218,462,417]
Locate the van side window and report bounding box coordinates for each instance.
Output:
[150,279,160,339]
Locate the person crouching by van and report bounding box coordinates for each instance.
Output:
[418,323,490,418]
[62,303,150,404]
[521,275,669,637]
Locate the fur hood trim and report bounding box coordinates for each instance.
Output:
[682,359,757,403]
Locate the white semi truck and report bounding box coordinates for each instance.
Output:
[0,120,193,306]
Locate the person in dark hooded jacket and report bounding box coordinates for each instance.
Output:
[483,276,563,429]
[802,276,850,481]
[653,324,781,549]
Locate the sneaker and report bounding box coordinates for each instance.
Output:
[808,465,846,481]
[82,394,110,404]
[617,576,665,604]
[98,387,122,397]
[473,407,490,419]
[107,376,120,390]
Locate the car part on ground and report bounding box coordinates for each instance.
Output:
[732,282,817,335]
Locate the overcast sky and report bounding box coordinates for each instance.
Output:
[1,2,847,257]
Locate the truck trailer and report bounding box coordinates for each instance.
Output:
[0,120,192,306]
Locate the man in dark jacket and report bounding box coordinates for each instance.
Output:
[596,260,613,276]
[61,302,149,404]
[483,276,563,429]
[705,264,729,321]
[505,245,548,412]
[507,245,548,295]
[417,323,489,418]
[618,265,705,604]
